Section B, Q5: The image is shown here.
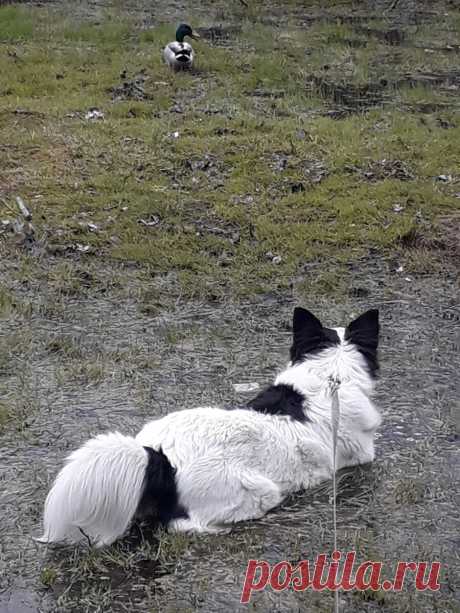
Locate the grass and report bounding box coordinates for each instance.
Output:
[0,285,16,316]
[0,400,11,432]
[38,528,194,609]
[0,1,458,301]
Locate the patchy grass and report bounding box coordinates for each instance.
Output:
[0,1,458,301]
[40,528,193,610]
[0,6,34,41]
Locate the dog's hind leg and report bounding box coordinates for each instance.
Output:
[204,472,283,528]
[168,472,283,534]
[238,471,284,517]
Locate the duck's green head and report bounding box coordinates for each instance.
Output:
[176,24,200,43]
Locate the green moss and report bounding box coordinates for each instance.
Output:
[40,567,58,587]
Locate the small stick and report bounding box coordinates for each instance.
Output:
[78,527,93,547]
[16,196,32,221]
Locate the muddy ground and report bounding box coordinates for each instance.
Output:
[0,0,459,611]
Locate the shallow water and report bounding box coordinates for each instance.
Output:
[1,257,459,612]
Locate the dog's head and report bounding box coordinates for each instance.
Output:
[290,307,380,378]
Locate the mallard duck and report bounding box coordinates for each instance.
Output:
[163,24,200,71]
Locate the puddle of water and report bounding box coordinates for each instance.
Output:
[1,257,459,611]
[0,588,44,613]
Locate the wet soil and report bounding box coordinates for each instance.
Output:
[1,255,459,612]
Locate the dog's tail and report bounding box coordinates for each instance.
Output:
[37,432,177,547]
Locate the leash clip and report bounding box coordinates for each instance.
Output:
[328,374,341,396]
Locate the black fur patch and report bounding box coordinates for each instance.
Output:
[247,384,307,422]
[344,309,380,377]
[290,307,340,363]
[136,447,187,525]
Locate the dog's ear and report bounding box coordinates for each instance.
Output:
[345,309,379,349]
[345,309,379,376]
[292,307,324,345]
[290,307,338,362]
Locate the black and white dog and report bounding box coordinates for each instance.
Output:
[38,307,381,547]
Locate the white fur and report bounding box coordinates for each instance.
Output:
[38,332,381,545]
[163,42,195,70]
[38,433,148,547]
